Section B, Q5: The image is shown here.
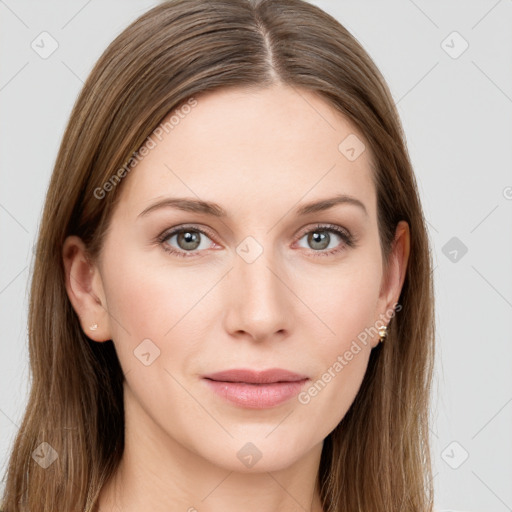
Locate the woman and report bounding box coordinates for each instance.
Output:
[1,0,435,510]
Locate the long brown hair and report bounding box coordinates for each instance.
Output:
[1,1,435,510]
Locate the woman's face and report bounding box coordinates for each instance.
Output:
[65,84,408,474]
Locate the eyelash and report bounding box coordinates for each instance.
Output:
[156,223,357,259]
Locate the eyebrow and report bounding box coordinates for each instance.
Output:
[137,193,368,219]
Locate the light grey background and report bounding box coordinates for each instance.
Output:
[1,1,511,510]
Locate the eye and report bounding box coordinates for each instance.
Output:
[295,223,356,257]
[157,225,216,258]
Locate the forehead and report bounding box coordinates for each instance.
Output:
[116,85,376,221]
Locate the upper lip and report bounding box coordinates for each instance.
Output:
[202,368,309,384]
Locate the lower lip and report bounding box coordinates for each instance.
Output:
[203,378,308,409]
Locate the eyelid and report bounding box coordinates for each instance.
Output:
[295,222,351,240]
[158,223,216,238]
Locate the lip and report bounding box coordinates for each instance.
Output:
[202,368,308,384]
[202,368,309,409]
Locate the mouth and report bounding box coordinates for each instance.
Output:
[201,368,309,409]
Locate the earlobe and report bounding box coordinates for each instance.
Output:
[62,235,111,342]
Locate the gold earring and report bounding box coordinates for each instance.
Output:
[378,325,388,343]
[89,323,98,331]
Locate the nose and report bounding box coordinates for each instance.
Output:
[222,239,293,343]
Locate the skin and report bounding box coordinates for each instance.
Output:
[63,83,409,512]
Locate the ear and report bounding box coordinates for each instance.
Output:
[373,220,410,346]
[62,235,112,342]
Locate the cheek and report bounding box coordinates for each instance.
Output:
[306,254,382,349]
[298,304,376,441]
[100,254,203,424]
[103,235,209,324]
[100,247,200,369]
[295,257,380,432]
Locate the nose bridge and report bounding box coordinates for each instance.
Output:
[224,233,292,339]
